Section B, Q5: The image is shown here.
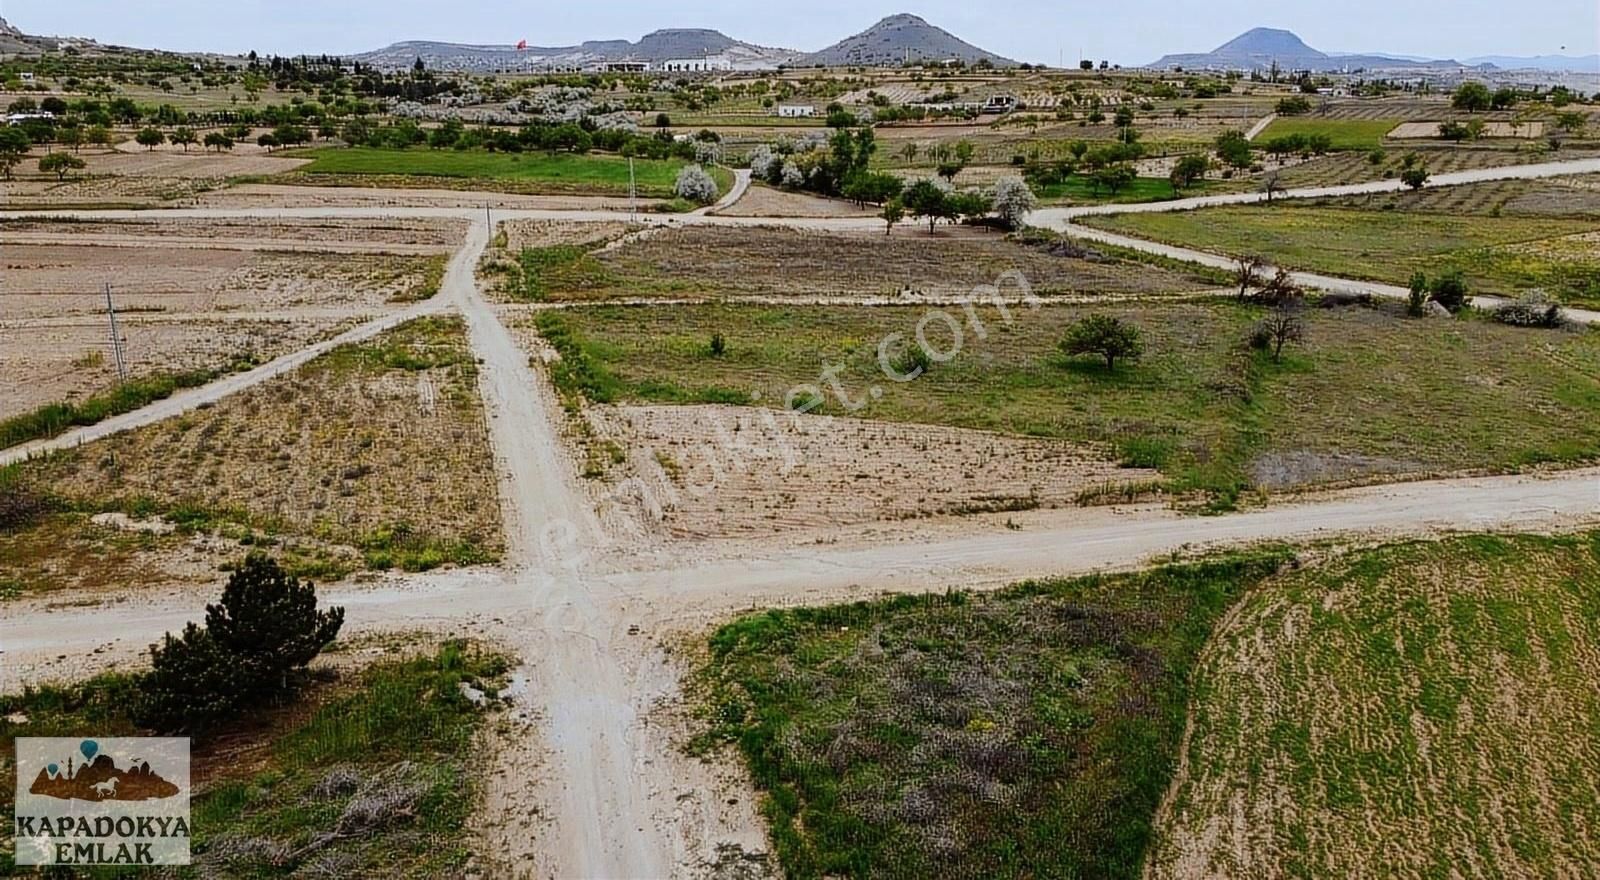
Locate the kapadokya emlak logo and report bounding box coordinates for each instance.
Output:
[29,739,182,802]
[14,737,191,866]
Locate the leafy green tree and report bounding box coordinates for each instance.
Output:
[1214,130,1253,169]
[881,197,904,235]
[0,126,31,179]
[1451,82,1492,112]
[1407,271,1430,316]
[1169,154,1210,192]
[57,126,84,152]
[135,127,165,150]
[39,151,87,180]
[1429,271,1469,312]
[1061,314,1143,371]
[1401,166,1430,190]
[170,126,197,151]
[203,131,234,152]
[902,179,950,233]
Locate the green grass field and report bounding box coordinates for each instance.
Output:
[1080,204,1600,306]
[694,552,1290,879]
[1032,175,1227,205]
[296,147,730,198]
[0,641,508,877]
[533,300,1600,507]
[1258,117,1400,151]
[1149,532,1600,879]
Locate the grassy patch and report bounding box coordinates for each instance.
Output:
[1258,117,1400,152]
[540,301,1600,505]
[504,244,618,302]
[0,367,247,450]
[1080,204,1600,306]
[1149,532,1600,879]
[694,551,1290,879]
[0,642,509,877]
[1032,175,1224,205]
[295,147,727,198]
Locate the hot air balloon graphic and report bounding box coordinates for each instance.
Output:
[517,39,528,51]
[80,740,98,762]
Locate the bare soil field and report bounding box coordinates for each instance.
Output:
[515,225,1219,303]
[1,240,445,319]
[0,317,355,421]
[581,403,1156,541]
[3,147,311,208]
[1,216,467,252]
[5,317,501,595]
[195,183,640,211]
[712,183,879,218]
[500,219,634,253]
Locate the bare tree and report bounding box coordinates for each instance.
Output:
[1234,255,1266,300]
[1256,304,1306,362]
[1257,268,1303,307]
[1261,170,1284,202]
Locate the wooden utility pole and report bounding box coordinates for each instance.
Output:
[104,283,128,382]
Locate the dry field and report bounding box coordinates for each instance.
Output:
[0,219,456,417]
[1273,145,1600,189]
[581,403,1157,541]
[4,146,310,208]
[500,225,1220,303]
[1306,173,1600,218]
[712,184,879,218]
[3,316,501,597]
[1148,532,1600,879]
[194,183,642,211]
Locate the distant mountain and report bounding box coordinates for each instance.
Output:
[1149,27,1467,72]
[1465,54,1600,72]
[797,13,1015,67]
[351,28,799,71]
[0,16,22,38]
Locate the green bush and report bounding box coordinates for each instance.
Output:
[137,555,344,732]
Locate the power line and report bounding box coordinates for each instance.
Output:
[104,283,128,383]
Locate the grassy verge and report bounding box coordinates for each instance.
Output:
[693,551,1290,878]
[0,366,251,450]
[1032,176,1227,205]
[1149,531,1600,878]
[0,641,510,877]
[1257,117,1400,151]
[294,147,732,198]
[1078,203,1600,306]
[529,301,1600,508]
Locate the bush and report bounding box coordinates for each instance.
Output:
[0,476,54,532]
[673,164,719,204]
[1408,271,1430,317]
[709,332,727,357]
[1061,314,1143,371]
[1430,271,1470,312]
[137,555,344,732]
[1493,293,1565,328]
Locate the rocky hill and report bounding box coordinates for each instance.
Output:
[1149,27,1466,72]
[351,28,798,71]
[797,13,1015,67]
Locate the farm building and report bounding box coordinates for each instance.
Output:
[659,56,733,72]
[776,104,816,118]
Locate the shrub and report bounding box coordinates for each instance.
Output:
[1401,166,1430,190]
[1430,271,1470,312]
[0,476,54,532]
[709,332,727,357]
[1408,271,1430,317]
[137,555,344,732]
[1493,293,1565,328]
[1061,314,1143,371]
[990,175,1037,229]
[673,164,719,204]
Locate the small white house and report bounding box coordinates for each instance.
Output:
[19,72,35,82]
[776,104,816,118]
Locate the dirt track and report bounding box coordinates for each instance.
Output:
[6,157,1600,876]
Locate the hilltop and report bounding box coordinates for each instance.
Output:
[1149,26,1468,72]
[797,13,1015,67]
[350,27,799,71]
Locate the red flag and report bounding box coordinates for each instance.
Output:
[516,39,527,50]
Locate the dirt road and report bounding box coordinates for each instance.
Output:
[7,159,1600,875]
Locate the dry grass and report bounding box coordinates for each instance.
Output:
[14,316,502,581]
[1149,532,1600,879]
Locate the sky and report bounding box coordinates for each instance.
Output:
[6,1,1596,63]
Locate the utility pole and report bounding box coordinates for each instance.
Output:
[104,283,127,383]
[628,156,637,223]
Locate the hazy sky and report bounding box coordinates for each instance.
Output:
[6,1,1595,63]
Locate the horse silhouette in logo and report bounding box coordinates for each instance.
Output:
[29,740,180,802]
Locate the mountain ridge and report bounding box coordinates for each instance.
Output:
[1149,26,1470,72]
[796,13,1015,67]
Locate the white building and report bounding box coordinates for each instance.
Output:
[776,104,816,118]
[658,56,733,73]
